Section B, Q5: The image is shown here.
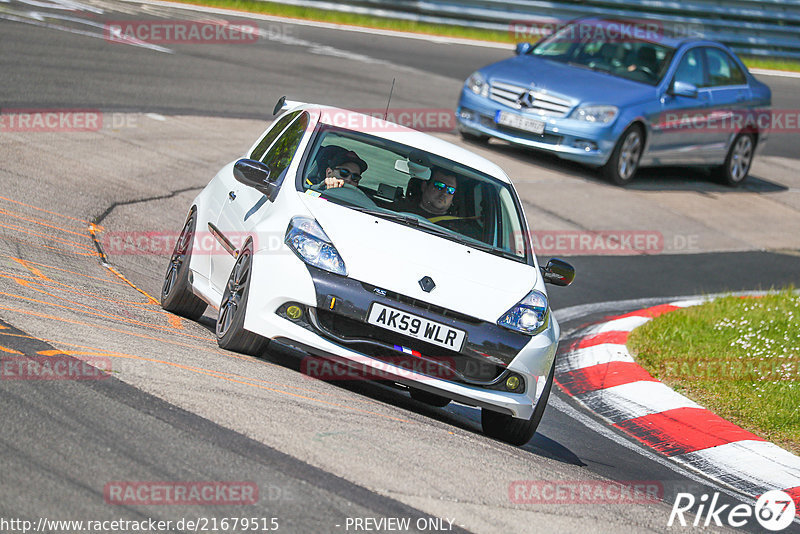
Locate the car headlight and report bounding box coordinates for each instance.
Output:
[497,290,549,335]
[466,71,489,98]
[571,105,618,124]
[285,216,347,276]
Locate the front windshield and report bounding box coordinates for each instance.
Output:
[300,127,530,263]
[532,22,675,86]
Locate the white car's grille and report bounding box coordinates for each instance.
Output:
[489,81,572,117]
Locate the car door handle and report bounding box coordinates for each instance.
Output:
[228,191,236,201]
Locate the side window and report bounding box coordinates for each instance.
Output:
[704,48,746,86]
[250,110,300,161]
[261,112,310,184]
[673,48,705,87]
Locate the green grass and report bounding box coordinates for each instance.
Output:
[172,0,512,42]
[176,0,800,72]
[627,290,800,455]
[740,56,800,73]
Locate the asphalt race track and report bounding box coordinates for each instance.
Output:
[1,1,800,533]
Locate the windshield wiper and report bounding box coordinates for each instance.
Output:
[347,206,421,227]
[568,61,611,74]
[459,238,522,261]
[415,220,523,261]
[349,206,524,261]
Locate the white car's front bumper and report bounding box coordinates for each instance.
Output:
[243,251,560,420]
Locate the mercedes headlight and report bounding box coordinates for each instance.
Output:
[285,216,347,276]
[571,105,618,124]
[466,71,489,98]
[498,290,549,335]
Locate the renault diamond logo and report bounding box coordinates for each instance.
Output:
[418,276,435,293]
[518,91,536,108]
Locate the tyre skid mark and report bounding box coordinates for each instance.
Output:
[0,287,205,340]
[2,255,128,287]
[0,194,95,225]
[0,222,97,252]
[0,234,99,257]
[0,271,180,322]
[0,196,410,425]
[0,207,89,237]
[0,329,408,419]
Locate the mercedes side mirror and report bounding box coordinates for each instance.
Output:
[670,81,699,98]
[515,42,533,56]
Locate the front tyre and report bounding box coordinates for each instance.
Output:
[459,130,489,144]
[161,209,207,320]
[481,364,554,446]
[714,133,754,187]
[603,124,644,186]
[216,240,268,355]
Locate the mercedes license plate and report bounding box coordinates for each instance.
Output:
[496,111,545,134]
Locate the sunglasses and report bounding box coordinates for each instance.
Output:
[432,180,457,195]
[333,167,362,182]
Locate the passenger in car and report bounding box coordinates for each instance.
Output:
[401,170,484,241]
[400,168,457,218]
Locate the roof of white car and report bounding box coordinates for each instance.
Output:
[288,103,512,184]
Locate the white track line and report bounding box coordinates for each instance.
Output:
[124,0,800,79]
[550,395,763,509]
[676,440,800,496]
[575,381,703,424]
[750,68,800,79]
[556,344,633,373]
[121,0,513,49]
[591,315,651,334]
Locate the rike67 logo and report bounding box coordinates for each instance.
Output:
[669,490,796,531]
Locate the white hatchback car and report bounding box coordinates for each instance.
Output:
[160,100,575,445]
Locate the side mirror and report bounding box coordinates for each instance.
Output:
[670,80,698,98]
[540,258,575,287]
[233,159,278,202]
[515,42,533,56]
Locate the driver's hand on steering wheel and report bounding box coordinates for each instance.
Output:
[324,176,346,189]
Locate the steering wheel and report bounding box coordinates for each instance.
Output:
[321,183,378,207]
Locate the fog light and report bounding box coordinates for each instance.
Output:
[286,305,303,320]
[505,375,521,391]
[573,140,597,152]
[459,109,474,120]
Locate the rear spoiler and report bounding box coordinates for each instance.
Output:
[273,96,307,115]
